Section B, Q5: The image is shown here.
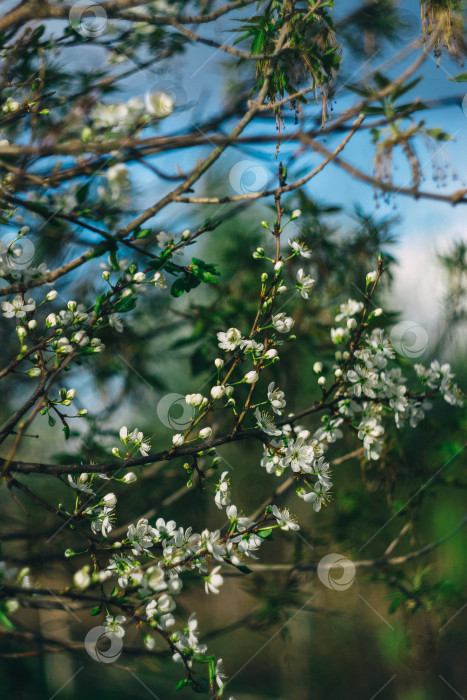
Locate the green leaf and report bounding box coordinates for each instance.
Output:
[425,128,451,142]
[251,30,264,55]
[449,72,467,82]
[93,293,105,317]
[170,277,188,297]
[191,257,220,284]
[0,611,15,630]
[175,679,188,691]
[62,425,70,440]
[76,182,90,205]
[48,415,56,427]
[257,528,273,539]
[134,228,152,239]
[234,564,252,574]
[109,249,120,271]
[90,606,100,616]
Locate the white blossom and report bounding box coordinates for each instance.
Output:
[205,565,223,594]
[2,296,35,318]
[255,408,282,437]
[272,505,299,531]
[104,615,126,638]
[288,239,311,258]
[272,312,294,334]
[296,269,315,299]
[267,382,286,415]
[217,327,243,351]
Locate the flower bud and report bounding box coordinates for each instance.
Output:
[103,493,117,508]
[74,567,91,590]
[145,91,174,118]
[45,290,58,302]
[172,433,184,447]
[211,385,225,400]
[46,313,58,328]
[313,362,323,374]
[26,367,41,377]
[199,427,212,439]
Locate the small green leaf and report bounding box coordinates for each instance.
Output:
[93,293,105,317]
[251,30,264,55]
[170,277,188,297]
[134,228,151,239]
[90,606,100,616]
[257,528,273,539]
[0,611,15,630]
[234,564,252,574]
[425,128,451,142]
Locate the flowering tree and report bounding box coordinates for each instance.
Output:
[0,1,466,698]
